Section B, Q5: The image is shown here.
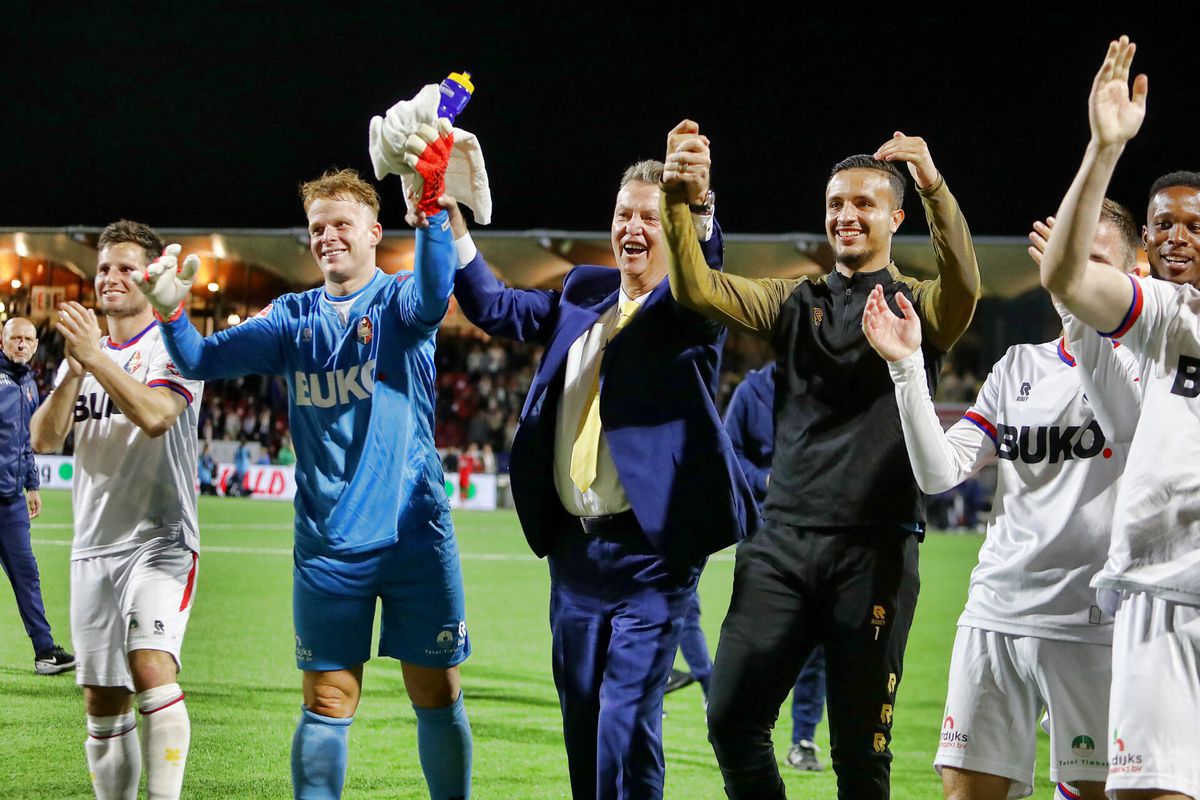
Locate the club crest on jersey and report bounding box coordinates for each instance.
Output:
[357,316,373,345]
[123,351,143,375]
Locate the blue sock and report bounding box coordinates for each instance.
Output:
[291,705,352,799]
[413,692,472,800]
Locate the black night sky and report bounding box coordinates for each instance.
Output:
[1,7,1192,239]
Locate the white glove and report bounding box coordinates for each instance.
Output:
[368,84,441,179]
[368,84,493,224]
[130,243,199,322]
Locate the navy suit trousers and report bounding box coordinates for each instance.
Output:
[791,645,827,743]
[0,494,53,654]
[548,521,699,800]
[677,589,713,694]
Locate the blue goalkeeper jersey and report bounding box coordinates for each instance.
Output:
[160,215,455,556]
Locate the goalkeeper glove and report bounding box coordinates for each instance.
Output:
[403,118,455,216]
[130,244,199,322]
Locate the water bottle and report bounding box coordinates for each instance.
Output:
[438,72,474,123]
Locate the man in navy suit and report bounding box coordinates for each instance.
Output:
[442,122,757,799]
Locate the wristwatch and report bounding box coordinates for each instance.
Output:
[689,189,715,216]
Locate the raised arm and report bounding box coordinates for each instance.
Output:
[159,311,284,381]
[130,243,284,380]
[661,120,799,339]
[1039,36,1146,332]
[442,198,561,343]
[862,285,995,493]
[400,123,458,329]
[875,133,981,353]
[406,205,457,330]
[1029,214,1144,442]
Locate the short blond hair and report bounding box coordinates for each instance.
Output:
[299,169,381,216]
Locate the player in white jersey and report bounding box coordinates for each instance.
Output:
[1039,36,1200,800]
[31,220,203,800]
[862,198,1141,800]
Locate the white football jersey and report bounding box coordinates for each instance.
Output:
[955,337,1134,643]
[1092,276,1200,605]
[56,323,203,559]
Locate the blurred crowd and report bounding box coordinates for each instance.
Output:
[22,321,984,484]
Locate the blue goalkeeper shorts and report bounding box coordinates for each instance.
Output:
[292,509,469,670]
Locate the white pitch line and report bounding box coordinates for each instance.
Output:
[30,538,736,562]
[35,522,524,536]
[33,523,292,531]
[31,538,539,562]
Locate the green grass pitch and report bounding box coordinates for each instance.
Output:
[0,490,1055,798]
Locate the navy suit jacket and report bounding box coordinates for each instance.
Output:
[453,225,758,569]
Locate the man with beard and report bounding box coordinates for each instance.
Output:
[663,121,980,798]
[31,220,203,800]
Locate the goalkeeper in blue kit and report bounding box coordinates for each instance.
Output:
[133,123,472,799]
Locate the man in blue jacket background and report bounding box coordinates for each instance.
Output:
[0,317,74,675]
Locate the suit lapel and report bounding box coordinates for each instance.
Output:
[541,279,619,380]
[602,277,669,360]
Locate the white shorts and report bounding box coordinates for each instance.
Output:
[934,626,1111,797]
[1106,590,1200,798]
[71,536,199,690]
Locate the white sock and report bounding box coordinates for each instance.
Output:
[85,712,140,800]
[137,683,190,800]
[1055,783,1080,800]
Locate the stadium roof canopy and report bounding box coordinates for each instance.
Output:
[0,226,1096,307]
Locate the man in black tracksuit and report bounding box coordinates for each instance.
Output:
[661,124,980,798]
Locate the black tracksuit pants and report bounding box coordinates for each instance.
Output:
[707,521,921,800]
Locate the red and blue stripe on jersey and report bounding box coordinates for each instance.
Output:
[963,411,998,447]
[1102,273,1144,340]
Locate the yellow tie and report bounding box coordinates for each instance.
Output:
[570,301,639,493]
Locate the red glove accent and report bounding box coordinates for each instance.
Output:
[153,304,185,324]
[415,130,454,216]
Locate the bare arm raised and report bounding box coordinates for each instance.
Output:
[1040,36,1147,332]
